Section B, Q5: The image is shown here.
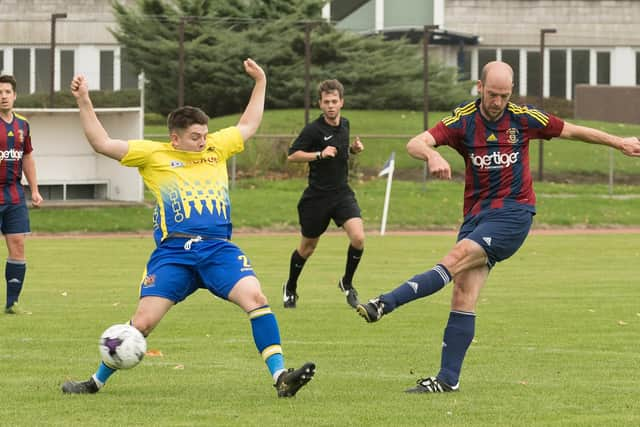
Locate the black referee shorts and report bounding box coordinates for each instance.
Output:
[297,187,362,238]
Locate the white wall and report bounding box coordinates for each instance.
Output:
[16,108,144,202]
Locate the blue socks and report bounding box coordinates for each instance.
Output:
[5,259,26,308]
[379,264,451,313]
[94,361,117,386]
[248,305,285,381]
[437,311,476,387]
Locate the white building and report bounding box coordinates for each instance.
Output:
[0,0,139,94]
[324,0,640,100]
[0,0,142,202]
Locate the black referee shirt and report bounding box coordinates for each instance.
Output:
[289,114,351,192]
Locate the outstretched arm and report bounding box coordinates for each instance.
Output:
[70,75,129,161]
[560,122,640,156]
[406,130,452,179]
[236,58,267,141]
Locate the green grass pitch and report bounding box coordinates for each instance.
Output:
[0,233,638,426]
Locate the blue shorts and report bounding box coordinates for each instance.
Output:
[139,237,256,303]
[0,203,30,234]
[457,206,533,269]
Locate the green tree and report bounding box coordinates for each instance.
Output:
[111,0,472,116]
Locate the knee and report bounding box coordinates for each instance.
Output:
[299,243,317,259]
[130,317,154,337]
[350,235,365,250]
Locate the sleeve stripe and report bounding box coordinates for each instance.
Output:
[507,103,549,126]
[442,102,477,126]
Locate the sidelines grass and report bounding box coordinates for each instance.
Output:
[28,179,640,232]
[1,233,638,426]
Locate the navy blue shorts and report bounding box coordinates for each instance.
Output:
[139,237,256,303]
[457,206,533,268]
[0,203,30,234]
[297,187,361,238]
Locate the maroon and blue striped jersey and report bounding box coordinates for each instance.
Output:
[430,99,564,217]
[0,113,33,205]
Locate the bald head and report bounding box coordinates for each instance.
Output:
[480,61,514,86]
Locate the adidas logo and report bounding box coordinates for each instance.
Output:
[407,281,419,293]
[482,237,492,246]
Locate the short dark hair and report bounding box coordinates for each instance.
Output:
[317,79,344,100]
[167,106,209,132]
[0,75,17,92]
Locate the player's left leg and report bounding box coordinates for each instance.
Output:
[340,217,364,308]
[229,276,315,397]
[406,266,488,393]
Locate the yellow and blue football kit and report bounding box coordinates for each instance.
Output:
[122,126,255,301]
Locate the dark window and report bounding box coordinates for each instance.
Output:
[120,48,138,89]
[13,49,31,94]
[596,52,610,85]
[35,48,51,93]
[571,50,589,98]
[636,51,640,85]
[501,49,520,93]
[60,50,74,92]
[527,51,541,97]
[0,51,4,73]
[100,50,114,91]
[458,49,471,81]
[549,50,566,98]
[478,49,497,74]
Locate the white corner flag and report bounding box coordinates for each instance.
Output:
[379,152,395,236]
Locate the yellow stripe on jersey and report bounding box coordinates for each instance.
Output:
[442,101,477,126]
[248,306,273,319]
[261,344,283,361]
[14,113,29,122]
[507,103,549,126]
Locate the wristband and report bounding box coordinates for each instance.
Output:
[316,151,322,160]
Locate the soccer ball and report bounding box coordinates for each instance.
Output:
[99,324,147,369]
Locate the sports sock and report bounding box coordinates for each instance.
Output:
[341,245,363,289]
[5,259,26,308]
[437,310,476,387]
[94,361,117,386]
[248,306,284,379]
[286,250,307,292]
[379,264,451,313]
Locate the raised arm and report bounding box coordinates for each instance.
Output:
[560,122,640,157]
[236,59,267,141]
[406,130,452,179]
[70,75,129,161]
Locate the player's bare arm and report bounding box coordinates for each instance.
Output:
[287,145,338,163]
[236,58,266,141]
[406,131,452,179]
[22,153,43,207]
[70,75,129,161]
[559,122,640,156]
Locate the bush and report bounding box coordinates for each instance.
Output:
[512,96,574,118]
[14,89,141,109]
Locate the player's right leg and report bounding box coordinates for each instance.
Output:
[62,243,190,394]
[284,191,329,308]
[3,205,30,314]
[61,296,174,394]
[357,239,486,322]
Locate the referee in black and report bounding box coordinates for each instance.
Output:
[283,79,365,309]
